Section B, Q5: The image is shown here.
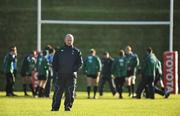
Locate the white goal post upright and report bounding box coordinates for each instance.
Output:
[37,0,41,52]
[37,0,174,52]
[169,0,174,52]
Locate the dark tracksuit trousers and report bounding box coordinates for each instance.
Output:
[114,77,125,97]
[154,74,165,96]
[44,73,53,97]
[6,73,15,95]
[144,74,165,98]
[99,76,116,95]
[52,74,76,110]
[144,86,165,98]
[136,76,155,99]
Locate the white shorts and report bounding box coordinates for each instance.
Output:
[126,75,136,80]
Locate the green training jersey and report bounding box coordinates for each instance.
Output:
[83,55,102,75]
[142,53,158,77]
[125,53,139,74]
[21,55,36,75]
[112,56,127,78]
[36,55,49,77]
[3,53,15,74]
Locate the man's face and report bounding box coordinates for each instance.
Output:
[64,35,74,46]
[104,53,109,58]
[13,47,17,55]
[125,47,131,55]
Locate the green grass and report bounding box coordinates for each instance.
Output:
[0,92,180,116]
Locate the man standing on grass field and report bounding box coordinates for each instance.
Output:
[125,46,139,98]
[3,46,17,96]
[21,51,36,96]
[83,49,102,99]
[99,52,116,96]
[51,34,83,111]
[111,50,127,99]
[135,47,158,99]
[141,50,170,99]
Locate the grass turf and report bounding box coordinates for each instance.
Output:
[0,92,180,116]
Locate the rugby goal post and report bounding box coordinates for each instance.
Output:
[37,0,178,94]
[37,0,174,52]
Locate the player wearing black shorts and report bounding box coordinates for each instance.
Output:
[125,46,139,97]
[83,49,102,99]
[21,52,36,96]
[36,50,49,97]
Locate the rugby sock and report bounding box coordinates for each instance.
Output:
[127,86,131,96]
[41,88,45,97]
[35,86,40,96]
[119,92,122,99]
[87,86,91,98]
[131,84,135,96]
[29,84,35,96]
[161,87,165,91]
[93,86,97,98]
[38,87,43,97]
[41,87,45,97]
[23,84,27,95]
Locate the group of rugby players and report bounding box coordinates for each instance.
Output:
[3,45,170,99]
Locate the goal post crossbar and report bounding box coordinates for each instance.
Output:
[37,0,174,52]
[41,20,170,25]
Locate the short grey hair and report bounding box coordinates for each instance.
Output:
[65,34,74,40]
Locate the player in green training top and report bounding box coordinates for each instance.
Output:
[36,50,49,97]
[3,47,17,96]
[83,49,102,99]
[125,46,139,97]
[136,47,158,99]
[21,51,36,96]
[137,48,170,99]
[112,50,127,99]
